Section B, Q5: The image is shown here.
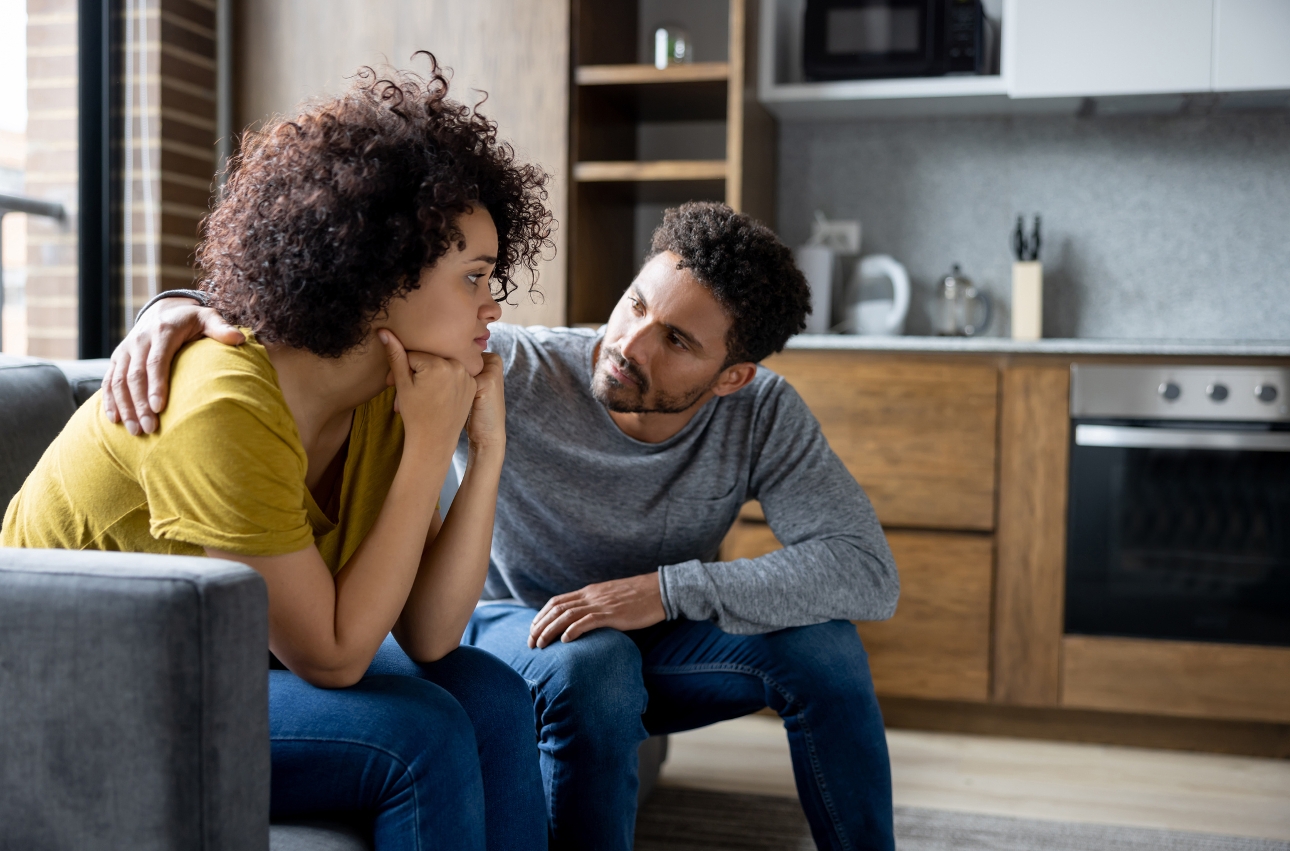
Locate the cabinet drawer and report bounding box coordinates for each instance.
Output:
[1062,636,1290,724]
[764,352,999,531]
[720,523,994,702]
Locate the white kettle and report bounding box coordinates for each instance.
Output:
[848,255,910,336]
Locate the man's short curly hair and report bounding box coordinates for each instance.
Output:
[647,202,810,365]
[197,55,554,358]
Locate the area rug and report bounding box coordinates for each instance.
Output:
[633,787,1290,851]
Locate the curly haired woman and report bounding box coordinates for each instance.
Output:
[2,59,552,851]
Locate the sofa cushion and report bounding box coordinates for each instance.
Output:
[57,357,111,406]
[0,355,77,513]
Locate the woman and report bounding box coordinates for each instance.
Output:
[2,61,552,851]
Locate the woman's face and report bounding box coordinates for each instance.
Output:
[382,206,503,376]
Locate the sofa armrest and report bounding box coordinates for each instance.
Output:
[0,548,270,851]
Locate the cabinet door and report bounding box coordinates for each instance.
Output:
[720,522,995,702]
[764,352,999,532]
[1006,0,1214,98]
[1213,0,1290,91]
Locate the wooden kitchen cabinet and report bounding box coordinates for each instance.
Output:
[763,351,999,532]
[720,522,994,702]
[1062,636,1290,725]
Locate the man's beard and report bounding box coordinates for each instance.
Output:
[591,345,715,415]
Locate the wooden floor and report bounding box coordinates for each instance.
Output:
[656,715,1290,842]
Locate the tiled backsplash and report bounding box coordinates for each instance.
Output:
[777,110,1290,341]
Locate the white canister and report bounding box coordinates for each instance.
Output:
[794,244,835,334]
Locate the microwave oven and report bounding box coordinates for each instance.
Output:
[802,0,992,81]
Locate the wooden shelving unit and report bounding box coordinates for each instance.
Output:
[568,0,776,324]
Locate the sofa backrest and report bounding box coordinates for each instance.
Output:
[0,356,109,515]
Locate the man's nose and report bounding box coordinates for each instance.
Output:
[618,323,651,364]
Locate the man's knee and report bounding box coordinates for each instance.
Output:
[537,629,648,740]
[762,620,878,705]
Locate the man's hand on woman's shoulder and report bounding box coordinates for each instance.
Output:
[102,297,245,435]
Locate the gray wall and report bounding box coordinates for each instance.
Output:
[778,110,1290,341]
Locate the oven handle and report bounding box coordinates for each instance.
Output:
[1074,424,1290,452]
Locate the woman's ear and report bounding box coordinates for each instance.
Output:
[711,362,758,398]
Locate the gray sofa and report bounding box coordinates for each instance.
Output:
[0,354,666,850]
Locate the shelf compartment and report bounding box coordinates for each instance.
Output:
[576,62,730,86]
[574,160,728,182]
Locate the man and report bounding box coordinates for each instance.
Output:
[107,202,900,851]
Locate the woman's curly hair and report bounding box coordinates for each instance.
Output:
[648,202,811,365]
[197,55,554,357]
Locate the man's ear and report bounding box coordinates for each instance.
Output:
[711,362,758,398]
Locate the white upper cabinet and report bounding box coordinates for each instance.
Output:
[1005,0,1214,98]
[1212,0,1290,91]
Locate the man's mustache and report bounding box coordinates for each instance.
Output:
[603,346,647,392]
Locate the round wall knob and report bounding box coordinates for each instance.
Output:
[1158,381,1181,401]
[1207,383,1229,401]
[1255,383,1279,403]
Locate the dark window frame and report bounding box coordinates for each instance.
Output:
[78,0,124,358]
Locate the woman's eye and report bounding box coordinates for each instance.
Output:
[467,273,482,285]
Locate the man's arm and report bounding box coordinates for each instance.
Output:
[657,383,898,634]
[529,378,898,645]
[102,296,243,434]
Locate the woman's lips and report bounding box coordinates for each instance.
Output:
[474,331,491,349]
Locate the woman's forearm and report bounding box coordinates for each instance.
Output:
[316,433,458,677]
[394,441,504,661]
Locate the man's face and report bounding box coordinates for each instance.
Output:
[592,252,734,415]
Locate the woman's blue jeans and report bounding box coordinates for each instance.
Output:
[464,606,894,851]
[268,636,546,851]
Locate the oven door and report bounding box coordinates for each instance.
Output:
[1065,421,1290,647]
[803,0,938,80]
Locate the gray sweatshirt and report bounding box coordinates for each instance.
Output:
[453,323,899,635]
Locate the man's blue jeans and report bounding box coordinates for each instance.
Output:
[464,605,894,851]
[268,636,547,851]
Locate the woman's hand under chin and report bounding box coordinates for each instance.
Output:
[380,330,476,454]
[466,352,506,454]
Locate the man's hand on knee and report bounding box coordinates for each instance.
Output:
[529,572,666,649]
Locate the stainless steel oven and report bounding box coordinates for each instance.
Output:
[1066,364,1290,647]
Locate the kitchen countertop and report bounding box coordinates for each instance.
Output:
[784,335,1290,358]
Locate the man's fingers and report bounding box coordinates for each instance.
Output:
[561,613,605,643]
[111,350,141,435]
[535,607,587,649]
[531,598,578,638]
[199,307,245,345]
[101,359,120,422]
[126,341,156,433]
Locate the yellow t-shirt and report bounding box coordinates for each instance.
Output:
[2,335,405,573]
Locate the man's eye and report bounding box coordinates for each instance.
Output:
[669,333,687,350]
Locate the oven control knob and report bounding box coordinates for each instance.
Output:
[1207,383,1229,402]
[1255,383,1279,403]
[1158,381,1181,401]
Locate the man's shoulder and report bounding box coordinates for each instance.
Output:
[489,323,599,380]
[490,322,600,352]
[716,362,814,433]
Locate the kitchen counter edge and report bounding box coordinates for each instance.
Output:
[784,335,1290,358]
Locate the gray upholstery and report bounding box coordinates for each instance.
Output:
[57,357,111,405]
[0,549,270,851]
[0,355,77,512]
